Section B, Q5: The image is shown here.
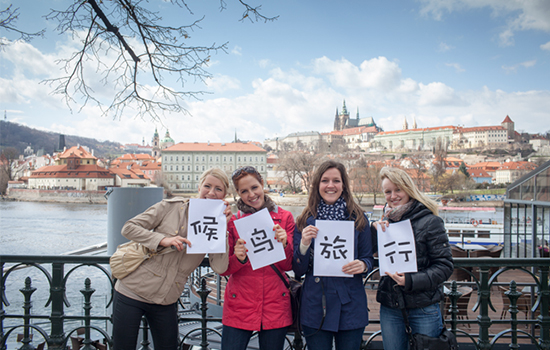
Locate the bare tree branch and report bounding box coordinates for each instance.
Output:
[0,5,45,47]
[40,0,276,121]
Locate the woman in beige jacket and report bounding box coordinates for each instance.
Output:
[112,168,231,350]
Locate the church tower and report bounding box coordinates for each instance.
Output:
[403,116,408,130]
[412,117,417,129]
[151,127,160,158]
[333,100,350,131]
[501,115,515,141]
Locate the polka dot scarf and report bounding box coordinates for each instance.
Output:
[317,196,348,221]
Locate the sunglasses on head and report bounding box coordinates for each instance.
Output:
[232,166,260,179]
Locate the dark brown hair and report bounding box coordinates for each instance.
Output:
[296,160,367,231]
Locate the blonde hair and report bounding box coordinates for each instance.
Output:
[379,167,439,216]
[199,168,230,197]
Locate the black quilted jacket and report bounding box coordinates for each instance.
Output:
[375,200,454,309]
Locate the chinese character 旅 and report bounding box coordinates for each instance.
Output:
[112,168,231,350]
[292,160,374,349]
[221,166,295,350]
[372,167,453,350]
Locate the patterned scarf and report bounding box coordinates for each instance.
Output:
[316,196,348,221]
[237,194,277,214]
[383,199,416,222]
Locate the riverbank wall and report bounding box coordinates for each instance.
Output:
[5,189,504,208]
[6,189,107,204]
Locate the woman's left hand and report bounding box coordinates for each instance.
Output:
[273,224,287,248]
[342,259,367,275]
[386,271,405,286]
[222,200,232,222]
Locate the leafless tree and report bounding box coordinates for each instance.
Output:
[0,147,19,194]
[0,5,44,47]
[23,0,277,120]
[348,158,368,204]
[363,162,384,205]
[278,151,319,193]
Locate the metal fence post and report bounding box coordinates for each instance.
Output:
[49,262,65,350]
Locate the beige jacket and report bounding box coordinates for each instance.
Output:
[115,197,229,305]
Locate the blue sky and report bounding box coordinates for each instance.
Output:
[1,0,549,146]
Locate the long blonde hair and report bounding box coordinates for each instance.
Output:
[379,167,439,216]
[296,160,367,231]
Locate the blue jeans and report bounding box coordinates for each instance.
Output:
[302,325,364,350]
[380,303,443,350]
[112,291,179,350]
[221,325,288,350]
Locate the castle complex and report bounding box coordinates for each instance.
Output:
[265,101,519,152]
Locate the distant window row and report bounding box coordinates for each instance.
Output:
[163,155,264,163]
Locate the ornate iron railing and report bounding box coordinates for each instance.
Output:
[2,255,550,350]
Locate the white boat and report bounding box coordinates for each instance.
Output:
[371,205,505,247]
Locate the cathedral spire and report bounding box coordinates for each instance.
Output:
[403,116,408,130]
[412,117,417,129]
[356,107,359,119]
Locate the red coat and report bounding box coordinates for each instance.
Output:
[221,206,295,331]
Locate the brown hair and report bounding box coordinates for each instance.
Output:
[231,166,264,192]
[380,167,439,215]
[296,160,367,231]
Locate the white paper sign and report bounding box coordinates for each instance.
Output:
[186,198,227,254]
[233,208,286,270]
[313,220,354,278]
[377,219,417,276]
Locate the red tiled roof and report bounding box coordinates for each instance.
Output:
[30,164,112,179]
[502,115,513,123]
[468,169,491,178]
[163,142,266,153]
[57,146,96,160]
[497,161,537,171]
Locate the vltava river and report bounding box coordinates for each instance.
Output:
[0,201,108,255]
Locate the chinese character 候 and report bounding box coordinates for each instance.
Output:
[189,216,219,241]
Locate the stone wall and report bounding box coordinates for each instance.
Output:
[7,188,108,204]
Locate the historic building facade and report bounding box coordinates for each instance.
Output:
[161,142,267,191]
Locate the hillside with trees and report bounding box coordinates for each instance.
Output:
[0,121,122,158]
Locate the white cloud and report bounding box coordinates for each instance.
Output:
[502,59,536,73]
[541,41,550,50]
[445,63,465,73]
[312,56,401,91]
[418,0,550,46]
[258,59,271,68]
[205,74,241,92]
[418,82,464,106]
[231,45,242,56]
[439,42,454,52]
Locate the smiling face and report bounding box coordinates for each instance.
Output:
[382,178,410,208]
[198,175,227,199]
[319,168,343,205]
[236,174,265,210]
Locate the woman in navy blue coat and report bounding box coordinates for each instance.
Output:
[293,160,374,350]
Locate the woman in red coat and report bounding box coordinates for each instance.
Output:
[221,166,295,350]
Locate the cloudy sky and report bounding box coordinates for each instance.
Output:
[1,0,549,146]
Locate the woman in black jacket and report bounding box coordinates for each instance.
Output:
[372,167,453,350]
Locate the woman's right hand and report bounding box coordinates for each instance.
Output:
[372,220,389,232]
[159,236,191,251]
[234,238,247,262]
[301,225,318,246]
